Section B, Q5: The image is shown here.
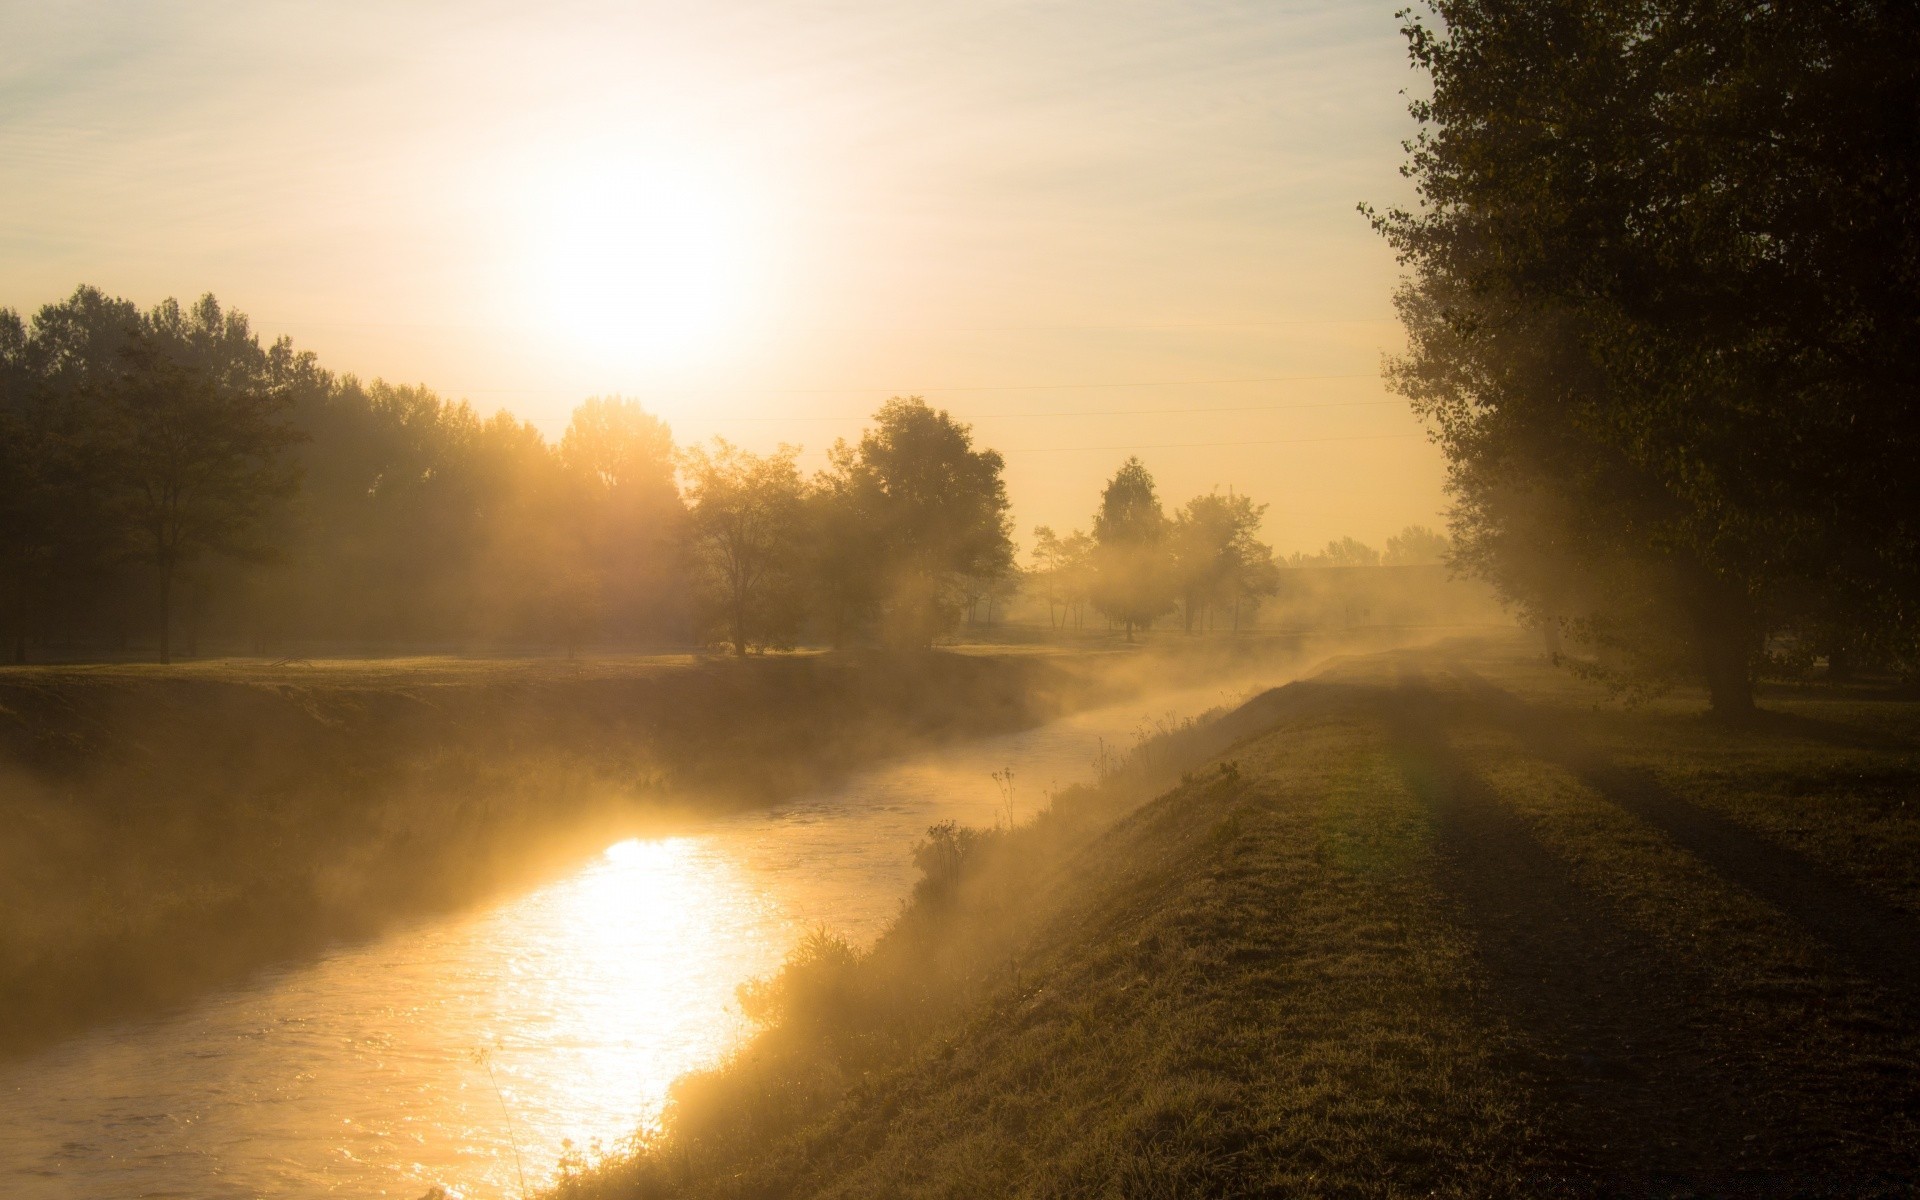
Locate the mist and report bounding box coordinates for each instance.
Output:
[5,1,1918,1197]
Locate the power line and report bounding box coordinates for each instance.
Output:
[702,397,1405,423]
[449,371,1377,397]
[1002,432,1426,454]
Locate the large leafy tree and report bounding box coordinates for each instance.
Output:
[558,396,684,641]
[820,398,1014,647]
[1168,491,1280,633]
[1375,1,1920,712]
[683,439,807,656]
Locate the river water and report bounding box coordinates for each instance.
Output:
[0,679,1257,1200]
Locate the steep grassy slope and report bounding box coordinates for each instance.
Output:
[557,641,1920,1198]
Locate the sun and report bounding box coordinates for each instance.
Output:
[526,156,759,366]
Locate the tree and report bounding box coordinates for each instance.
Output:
[1289,537,1380,569]
[1090,457,1175,640]
[0,289,141,661]
[1374,1,1920,713]
[1029,525,1094,631]
[1168,491,1280,633]
[559,396,684,641]
[106,297,302,663]
[683,439,806,656]
[1383,525,1451,566]
[819,398,1014,647]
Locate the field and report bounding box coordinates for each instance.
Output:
[555,635,1920,1197]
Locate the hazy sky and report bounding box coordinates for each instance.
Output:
[1,0,1439,554]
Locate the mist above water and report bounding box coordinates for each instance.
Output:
[0,680,1247,1199]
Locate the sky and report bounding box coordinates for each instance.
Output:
[0,0,1441,556]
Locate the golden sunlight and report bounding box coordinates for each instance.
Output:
[524,155,761,366]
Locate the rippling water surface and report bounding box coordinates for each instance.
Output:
[0,682,1251,1199]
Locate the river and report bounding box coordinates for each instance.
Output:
[0,678,1259,1199]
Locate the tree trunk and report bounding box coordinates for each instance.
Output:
[1826,641,1854,683]
[158,562,174,665]
[1695,587,1756,718]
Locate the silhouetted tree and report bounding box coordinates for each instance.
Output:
[1090,457,1174,640]
[819,398,1014,647]
[1382,525,1450,566]
[1169,491,1280,633]
[1029,525,1094,631]
[0,289,142,660]
[684,439,806,656]
[559,396,683,640]
[1375,0,1920,711]
[1289,537,1379,569]
[105,298,302,663]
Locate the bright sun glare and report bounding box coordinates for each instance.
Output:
[528,157,759,366]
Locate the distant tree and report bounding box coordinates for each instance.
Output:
[1090,457,1175,640]
[1168,491,1280,634]
[105,297,303,663]
[559,396,684,641]
[1382,524,1451,566]
[1159,489,1282,633]
[1029,525,1094,631]
[683,439,806,656]
[819,398,1014,647]
[1374,1,1920,712]
[1289,537,1380,569]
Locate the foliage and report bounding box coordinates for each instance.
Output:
[815,397,1015,647]
[1089,457,1175,638]
[1288,536,1381,568]
[1373,0,1920,712]
[1383,524,1451,567]
[1029,525,1094,631]
[682,439,806,656]
[1167,491,1280,632]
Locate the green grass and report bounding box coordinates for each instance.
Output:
[553,636,1920,1198]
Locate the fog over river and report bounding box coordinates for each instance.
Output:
[0,678,1261,1199]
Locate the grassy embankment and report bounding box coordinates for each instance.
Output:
[555,636,1920,1198]
[0,645,1156,1057]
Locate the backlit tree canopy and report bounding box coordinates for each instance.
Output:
[1375,0,1920,712]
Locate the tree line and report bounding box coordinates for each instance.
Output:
[1375,0,1920,713]
[1028,458,1321,640]
[1,285,1320,661]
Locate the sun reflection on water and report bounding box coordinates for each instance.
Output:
[444,835,783,1194]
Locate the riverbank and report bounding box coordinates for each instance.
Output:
[555,636,1920,1197]
[0,647,1135,1057]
